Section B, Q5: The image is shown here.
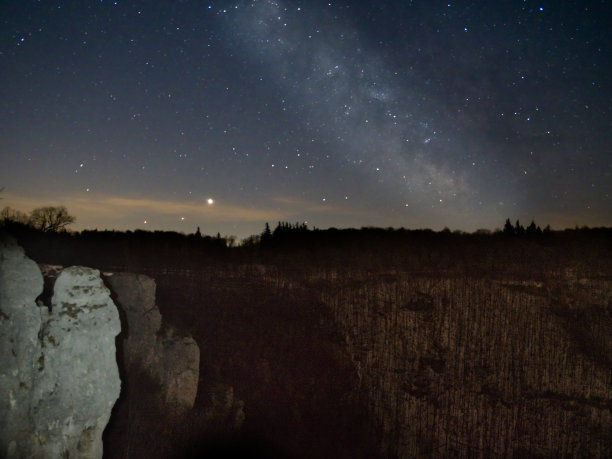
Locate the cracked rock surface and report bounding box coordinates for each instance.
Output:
[0,234,121,459]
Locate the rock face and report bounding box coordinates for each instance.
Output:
[0,235,121,458]
[104,273,199,416]
[0,234,45,458]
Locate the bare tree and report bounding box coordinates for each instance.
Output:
[1,206,30,225]
[29,206,75,232]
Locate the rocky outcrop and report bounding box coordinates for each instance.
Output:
[0,234,45,458]
[0,235,121,459]
[104,273,199,416]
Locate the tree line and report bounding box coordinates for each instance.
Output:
[0,203,599,248]
[245,219,556,250]
[2,210,609,278]
[1,205,75,232]
[502,218,551,237]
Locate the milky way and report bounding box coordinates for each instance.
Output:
[1,0,610,237]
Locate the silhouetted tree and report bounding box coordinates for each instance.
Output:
[29,206,75,232]
[503,218,515,235]
[261,222,273,247]
[1,206,29,225]
[240,234,261,248]
[195,226,202,238]
[515,220,525,236]
[526,220,542,237]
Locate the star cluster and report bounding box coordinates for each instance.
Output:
[1,0,610,237]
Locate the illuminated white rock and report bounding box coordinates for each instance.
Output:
[0,234,121,459]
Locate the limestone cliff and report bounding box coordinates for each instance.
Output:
[0,235,121,459]
[104,272,200,417]
[9,228,611,457]
[102,272,205,458]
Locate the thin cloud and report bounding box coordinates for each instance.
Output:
[1,193,286,226]
[270,196,382,218]
[2,192,387,230]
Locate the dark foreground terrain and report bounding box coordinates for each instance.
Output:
[10,225,612,457]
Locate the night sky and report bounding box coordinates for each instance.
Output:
[1,0,610,239]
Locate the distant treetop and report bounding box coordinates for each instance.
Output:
[1,205,75,232]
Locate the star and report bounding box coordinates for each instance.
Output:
[0,0,608,236]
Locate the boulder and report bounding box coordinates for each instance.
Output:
[0,234,121,458]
